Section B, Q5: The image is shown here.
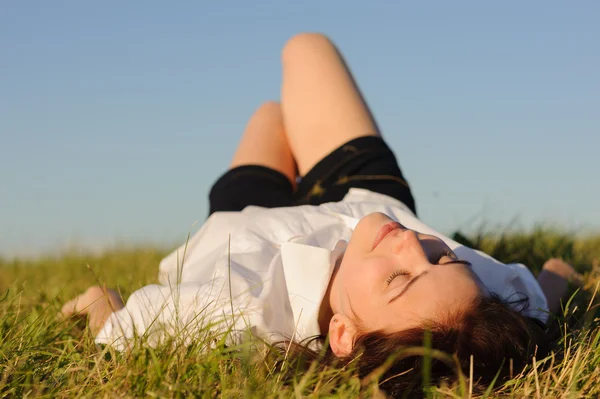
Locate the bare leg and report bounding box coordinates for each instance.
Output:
[280,33,380,176]
[230,101,297,186]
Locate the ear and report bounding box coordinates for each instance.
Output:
[328,314,357,357]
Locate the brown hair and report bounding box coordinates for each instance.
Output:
[283,294,549,397]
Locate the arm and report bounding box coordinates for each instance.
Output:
[61,285,125,335]
[62,280,247,348]
[537,258,583,315]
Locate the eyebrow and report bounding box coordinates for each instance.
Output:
[387,260,472,304]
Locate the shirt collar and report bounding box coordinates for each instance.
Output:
[280,240,347,340]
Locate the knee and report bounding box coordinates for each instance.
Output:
[281,32,337,65]
[252,101,282,119]
[245,101,283,132]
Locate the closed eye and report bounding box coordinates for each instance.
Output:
[432,249,455,264]
[386,269,410,285]
[432,249,473,267]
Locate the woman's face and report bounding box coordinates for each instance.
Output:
[329,212,484,334]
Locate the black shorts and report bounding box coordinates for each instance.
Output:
[208,136,417,216]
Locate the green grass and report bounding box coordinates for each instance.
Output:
[1,229,599,398]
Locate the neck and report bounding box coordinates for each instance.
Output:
[317,253,343,334]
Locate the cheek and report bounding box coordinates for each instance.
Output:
[341,256,394,295]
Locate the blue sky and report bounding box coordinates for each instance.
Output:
[1,2,598,257]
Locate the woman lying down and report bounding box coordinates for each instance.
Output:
[62,33,580,396]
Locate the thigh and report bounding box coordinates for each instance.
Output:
[230,101,297,186]
[281,33,381,176]
[294,136,417,215]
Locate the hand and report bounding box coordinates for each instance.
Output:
[61,285,125,334]
[542,258,584,286]
[537,258,583,315]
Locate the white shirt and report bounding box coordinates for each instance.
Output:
[96,189,548,350]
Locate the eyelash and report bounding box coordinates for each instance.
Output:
[386,270,410,285]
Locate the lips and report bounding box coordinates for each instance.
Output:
[372,222,402,250]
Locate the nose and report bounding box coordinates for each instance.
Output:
[393,230,433,270]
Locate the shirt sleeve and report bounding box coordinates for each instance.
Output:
[504,263,549,323]
[94,279,250,351]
